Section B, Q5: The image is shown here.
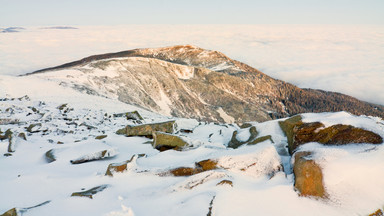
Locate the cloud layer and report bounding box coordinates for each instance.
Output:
[0,25,383,105]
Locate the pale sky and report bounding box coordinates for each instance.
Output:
[1,0,383,26]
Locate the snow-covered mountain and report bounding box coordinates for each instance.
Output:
[26,45,384,123]
[1,46,384,216]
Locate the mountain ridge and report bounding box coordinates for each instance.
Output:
[25,45,384,123]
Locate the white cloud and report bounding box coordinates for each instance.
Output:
[0,25,383,105]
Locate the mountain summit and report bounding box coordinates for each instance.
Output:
[27,45,384,123]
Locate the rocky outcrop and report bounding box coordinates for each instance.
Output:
[279,116,383,154]
[152,132,189,151]
[26,45,384,123]
[71,185,109,199]
[293,151,326,198]
[116,121,175,137]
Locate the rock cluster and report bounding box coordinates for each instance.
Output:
[279,115,383,198]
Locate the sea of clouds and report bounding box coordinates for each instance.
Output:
[0,25,383,105]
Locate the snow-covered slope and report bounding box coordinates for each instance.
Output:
[1,73,384,216]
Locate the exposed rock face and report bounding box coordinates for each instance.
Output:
[293,151,326,198]
[116,121,175,137]
[279,116,383,154]
[27,45,384,123]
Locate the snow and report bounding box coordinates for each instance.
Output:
[173,66,194,80]
[209,62,234,72]
[216,107,235,124]
[156,88,173,116]
[1,69,384,215]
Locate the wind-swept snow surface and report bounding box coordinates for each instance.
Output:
[1,74,384,216]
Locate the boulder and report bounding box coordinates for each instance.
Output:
[105,154,145,176]
[116,121,175,137]
[0,208,18,216]
[6,130,15,153]
[95,135,107,140]
[216,179,233,187]
[278,115,303,154]
[170,167,202,176]
[126,111,144,121]
[227,130,242,149]
[316,124,382,145]
[279,115,383,154]
[247,135,274,145]
[0,129,12,141]
[152,132,189,151]
[17,133,26,141]
[239,122,253,129]
[45,149,56,163]
[0,119,20,125]
[163,159,218,177]
[228,126,259,149]
[369,209,384,216]
[113,111,144,121]
[196,159,218,171]
[71,185,109,199]
[26,123,42,133]
[70,149,117,164]
[293,151,326,198]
